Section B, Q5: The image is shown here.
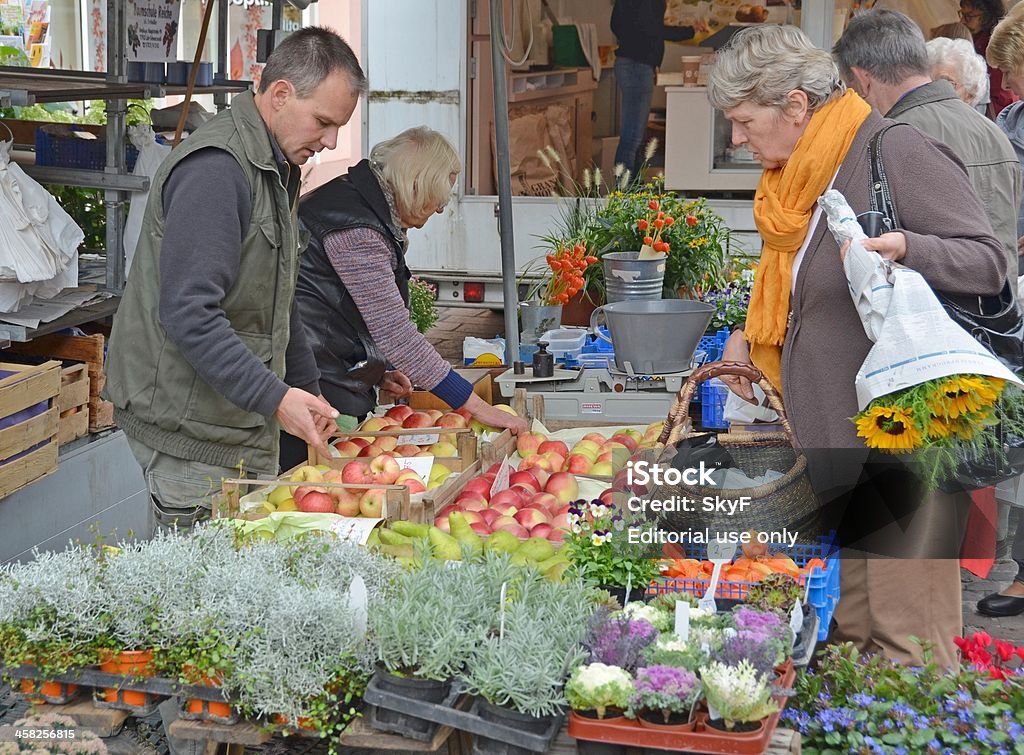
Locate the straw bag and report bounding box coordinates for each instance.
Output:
[639,361,824,541]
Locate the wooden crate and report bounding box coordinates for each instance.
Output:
[57,364,90,446]
[309,427,478,473]
[378,369,494,411]
[0,361,62,499]
[4,333,114,433]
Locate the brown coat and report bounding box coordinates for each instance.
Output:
[780,110,1009,452]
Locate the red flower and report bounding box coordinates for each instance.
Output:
[686,215,698,226]
[973,631,993,647]
[648,200,659,211]
[995,639,1015,663]
[637,219,649,231]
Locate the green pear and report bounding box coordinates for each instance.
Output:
[428,526,462,561]
[391,520,430,539]
[485,530,521,555]
[379,529,413,546]
[537,553,569,574]
[379,543,414,559]
[448,512,483,556]
[517,537,556,564]
[544,561,571,581]
[365,528,382,549]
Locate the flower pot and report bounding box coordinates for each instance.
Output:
[576,742,628,755]
[473,700,561,755]
[704,717,765,735]
[19,678,80,705]
[599,584,646,606]
[520,302,563,343]
[180,664,236,724]
[636,709,694,731]
[574,707,624,720]
[562,290,601,326]
[97,649,157,711]
[371,668,453,737]
[602,252,665,302]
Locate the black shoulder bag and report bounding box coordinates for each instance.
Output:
[865,124,1024,490]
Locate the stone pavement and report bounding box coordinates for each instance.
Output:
[426,305,1024,644]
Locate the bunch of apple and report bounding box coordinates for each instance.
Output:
[337,453,453,494]
[514,421,665,478]
[262,464,390,517]
[432,463,580,542]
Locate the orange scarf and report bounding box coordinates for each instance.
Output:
[746,90,871,390]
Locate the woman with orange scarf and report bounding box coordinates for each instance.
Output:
[707,25,1008,668]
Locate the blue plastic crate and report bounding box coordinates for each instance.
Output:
[648,536,839,642]
[36,128,139,172]
[700,377,729,429]
[697,328,730,363]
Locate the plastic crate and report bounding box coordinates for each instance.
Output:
[649,537,840,642]
[697,328,730,362]
[36,128,139,172]
[699,377,729,429]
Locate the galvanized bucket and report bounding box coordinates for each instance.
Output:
[591,299,714,374]
[602,251,666,302]
[519,302,563,343]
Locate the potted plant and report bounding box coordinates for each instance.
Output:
[408,276,440,334]
[584,612,659,673]
[562,500,662,604]
[565,662,634,719]
[699,659,778,733]
[626,665,701,729]
[0,547,108,704]
[641,635,709,672]
[701,266,754,334]
[520,238,600,338]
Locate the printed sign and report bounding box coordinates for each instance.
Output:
[126,0,182,62]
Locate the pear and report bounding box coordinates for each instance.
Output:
[379,529,413,546]
[517,537,556,564]
[485,530,520,555]
[428,526,462,561]
[543,561,571,582]
[379,543,415,559]
[448,512,483,557]
[365,528,382,549]
[537,553,569,574]
[391,520,430,540]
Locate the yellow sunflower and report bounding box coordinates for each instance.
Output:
[856,405,924,451]
[925,415,955,441]
[928,376,998,419]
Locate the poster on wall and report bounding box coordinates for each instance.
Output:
[666,0,790,44]
[0,0,26,64]
[228,0,301,85]
[126,0,182,62]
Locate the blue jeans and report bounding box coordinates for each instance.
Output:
[614,56,656,182]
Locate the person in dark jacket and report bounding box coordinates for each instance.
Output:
[281,127,528,469]
[611,0,700,180]
[960,0,1018,117]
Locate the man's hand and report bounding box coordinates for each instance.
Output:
[719,330,756,403]
[380,371,413,399]
[276,388,338,459]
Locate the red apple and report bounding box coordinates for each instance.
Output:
[487,462,504,475]
[565,454,594,474]
[545,472,580,504]
[372,436,398,453]
[469,521,492,536]
[341,460,374,485]
[549,527,566,543]
[459,510,485,526]
[334,488,362,517]
[542,452,566,471]
[490,501,520,517]
[359,489,387,517]
[508,470,542,493]
[515,432,545,458]
[402,412,434,429]
[538,440,569,458]
[333,439,364,457]
[435,503,458,520]
[515,507,551,529]
[293,485,323,503]
[438,412,469,429]
[454,407,473,421]
[610,434,638,452]
[490,488,527,508]
[529,492,561,514]
[425,409,444,422]
[385,404,415,422]
[456,494,489,512]
[480,508,501,526]
[357,444,382,459]
[531,523,553,539]
[582,432,608,445]
[552,512,571,532]
[463,477,493,500]
[361,417,398,432]
[434,515,451,533]
[369,454,401,484]
[297,490,335,513]
[393,444,422,457]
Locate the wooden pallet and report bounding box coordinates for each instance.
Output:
[4,333,114,433]
[30,698,129,737]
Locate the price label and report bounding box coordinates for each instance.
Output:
[489,457,514,497]
[397,456,433,480]
[348,575,368,641]
[674,601,690,643]
[397,433,440,446]
[328,518,385,545]
[789,601,804,637]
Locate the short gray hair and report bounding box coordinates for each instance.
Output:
[927,37,988,105]
[707,25,843,112]
[258,26,367,98]
[832,10,929,85]
[371,127,461,220]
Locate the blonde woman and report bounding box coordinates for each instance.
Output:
[283,127,527,468]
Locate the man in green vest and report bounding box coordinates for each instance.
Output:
[106,27,365,532]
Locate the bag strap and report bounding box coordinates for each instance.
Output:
[867,123,909,233]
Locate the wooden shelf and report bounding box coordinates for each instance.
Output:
[0,297,120,343]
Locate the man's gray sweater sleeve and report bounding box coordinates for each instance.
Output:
[159,148,290,417]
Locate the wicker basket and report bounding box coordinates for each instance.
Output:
[642,361,824,540]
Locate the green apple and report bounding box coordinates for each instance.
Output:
[267,485,294,507]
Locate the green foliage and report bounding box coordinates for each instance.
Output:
[408,276,439,334]
[561,500,662,590]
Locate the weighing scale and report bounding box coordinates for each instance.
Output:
[494,360,693,423]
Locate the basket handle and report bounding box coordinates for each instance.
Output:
[656,360,796,447]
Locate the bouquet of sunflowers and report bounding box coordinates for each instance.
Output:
[818,190,1024,488]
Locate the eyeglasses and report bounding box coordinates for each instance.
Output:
[436,200,448,214]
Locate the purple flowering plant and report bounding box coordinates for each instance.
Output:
[584,610,659,673]
[713,629,786,678]
[702,267,753,331]
[626,665,701,723]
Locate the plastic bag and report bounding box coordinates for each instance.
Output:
[723,383,779,424]
[0,140,83,283]
[123,124,171,275]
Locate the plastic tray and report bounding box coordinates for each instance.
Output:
[364,676,463,742]
[648,538,840,642]
[698,329,731,363]
[36,128,139,172]
[363,678,562,753]
[540,328,588,356]
[567,662,795,754]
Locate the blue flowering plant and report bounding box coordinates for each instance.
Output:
[626,665,702,724]
[785,641,1024,755]
[702,266,754,331]
[563,500,662,590]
